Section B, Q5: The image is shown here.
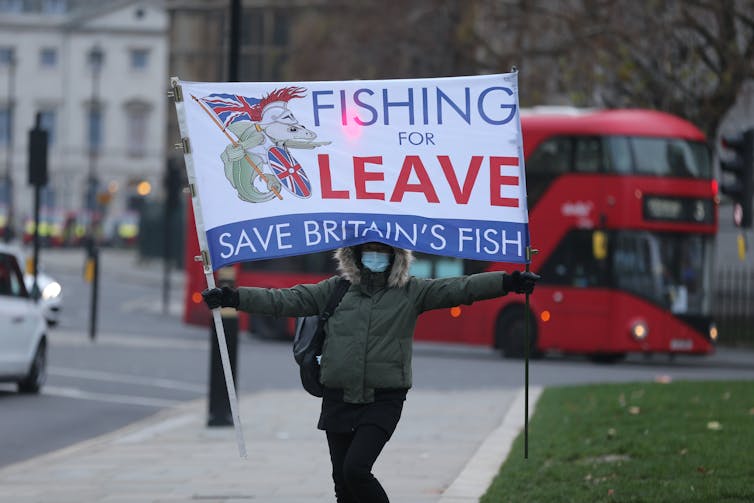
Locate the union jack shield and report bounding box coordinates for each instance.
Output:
[268,147,312,198]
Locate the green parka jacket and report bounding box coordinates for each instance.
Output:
[237,245,511,403]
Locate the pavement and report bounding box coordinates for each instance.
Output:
[0,247,544,503]
[0,386,542,503]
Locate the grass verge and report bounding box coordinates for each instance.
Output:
[481,380,754,503]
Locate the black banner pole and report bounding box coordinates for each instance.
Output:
[523,246,538,459]
[524,247,530,459]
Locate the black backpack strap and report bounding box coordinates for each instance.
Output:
[309,278,350,354]
[319,278,350,324]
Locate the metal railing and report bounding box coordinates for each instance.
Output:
[714,266,754,346]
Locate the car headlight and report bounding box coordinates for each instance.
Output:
[42,281,62,300]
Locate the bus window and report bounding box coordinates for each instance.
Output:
[687,141,712,179]
[463,259,488,275]
[654,233,712,315]
[435,259,463,277]
[539,230,609,288]
[665,142,691,177]
[528,137,572,174]
[609,231,712,315]
[410,258,432,278]
[604,136,633,174]
[241,251,336,274]
[612,231,662,304]
[630,138,712,179]
[526,136,572,206]
[410,253,474,278]
[574,136,602,173]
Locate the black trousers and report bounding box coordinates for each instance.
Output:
[326,425,390,503]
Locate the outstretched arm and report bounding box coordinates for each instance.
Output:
[202,276,341,318]
[413,271,540,312]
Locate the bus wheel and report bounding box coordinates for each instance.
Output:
[495,307,539,359]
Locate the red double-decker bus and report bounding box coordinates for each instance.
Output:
[183,108,718,360]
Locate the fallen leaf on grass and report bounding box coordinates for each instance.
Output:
[628,406,640,415]
[608,489,615,496]
[591,454,630,463]
[706,421,722,431]
[749,408,754,415]
[697,466,707,474]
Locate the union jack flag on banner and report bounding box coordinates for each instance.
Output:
[268,147,312,198]
[201,93,261,128]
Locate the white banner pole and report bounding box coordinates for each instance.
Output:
[170,77,247,458]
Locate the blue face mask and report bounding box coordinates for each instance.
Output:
[361,251,391,272]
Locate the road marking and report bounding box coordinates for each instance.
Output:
[42,385,182,408]
[120,297,184,316]
[49,367,206,393]
[51,330,208,350]
[113,413,199,444]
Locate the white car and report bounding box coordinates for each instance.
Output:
[0,245,47,393]
[24,270,62,326]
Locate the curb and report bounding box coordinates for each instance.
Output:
[438,386,544,502]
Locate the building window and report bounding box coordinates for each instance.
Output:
[88,46,105,74]
[126,104,149,157]
[38,109,56,146]
[88,106,103,153]
[0,47,14,65]
[0,107,11,148]
[42,0,67,14]
[0,0,23,14]
[239,8,289,81]
[40,47,57,68]
[130,49,149,70]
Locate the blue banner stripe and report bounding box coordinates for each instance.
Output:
[205,213,530,270]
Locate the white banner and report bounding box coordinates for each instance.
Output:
[177,72,529,270]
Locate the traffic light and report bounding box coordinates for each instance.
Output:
[164,157,184,208]
[28,113,49,187]
[720,129,754,228]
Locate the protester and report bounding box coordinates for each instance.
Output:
[202,242,539,502]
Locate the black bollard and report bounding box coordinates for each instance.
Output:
[207,267,239,427]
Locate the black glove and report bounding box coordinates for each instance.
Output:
[503,270,541,294]
[201,286,239,309]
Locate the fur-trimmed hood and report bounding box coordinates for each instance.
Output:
[334,245,413,288]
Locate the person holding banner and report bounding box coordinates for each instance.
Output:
[202,241,539,502]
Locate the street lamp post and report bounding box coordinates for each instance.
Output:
[86,45,104,242]
[86,45,104,341]
[3,48,16,243]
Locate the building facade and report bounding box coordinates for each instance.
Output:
[0,0,168,241]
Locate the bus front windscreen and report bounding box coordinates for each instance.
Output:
[604,137,712,179]
[612,231,713,316]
